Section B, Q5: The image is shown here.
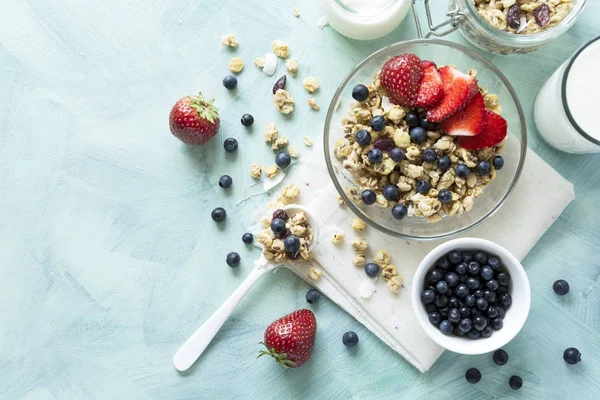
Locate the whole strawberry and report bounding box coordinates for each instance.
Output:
[380,53,423,107]
[258,309,317,368]
[169,93,220,145]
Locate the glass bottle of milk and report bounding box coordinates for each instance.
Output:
[534,36,600,153]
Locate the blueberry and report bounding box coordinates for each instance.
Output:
[473,251,488,265]
[370,116,386,131]
[553,279,570,296]
[367,148,383,164]
[490,317,504,330]
[448,308,460,323]
[487,306,499,319]
[354,129,371,146]
[364,263,380,278]
[476,297,488,311]
[509,375,523,390]
[226,252,240,267]
[448,251,463,265]
[481,326,493,338]
[422,148,437,163]
[458,318,472,333]
[465,295,476,307]
[459,307,471,318]
[462,252,474,263]
[390,147,405,162]
[486,279,499,291]
[242,233,254,244]
[467,261,480,276]
[241,113,254,127]
[223,138,238,153]
[438,189,452,204]
[499,293,512,308]
[439,307,449,317]
[473,289,484,298]
[219,175,233,188]
[426,268,444,285]
[409,127,427,144]
[476,160,491,175]
[439,320,454,335]
[222,75,238,90]
[455,163,470,178]
[454,328,466,337]
[284,235,301,253]
[416,180,431,194]
[437,257,451,270]
[465,368,482,383]
[306,288,322,304]
[480,266,493,281]
[271,218,286,235]
[474,315,487,331]
[434,295,449,308]
[455,262,468,276]
[429,312,441,325]
[483,290,496,303]
[405,112,420,129]
[211,207,227,222]
[468,329,482,340]
[496,307,506,319]
[361,189,377,205]
[488,256,501,269]
[342,331,359,347]
[493,155,505,170]
[275,151,291,169]
[420,118,437,131]
[448,298,461,309]
[496,286,509,296]
[425,303,437,313]
[496,272,510,286]
[437,155,451,170]
[352,84,369,102]
[383,184,400,201]
[471,309,482,318]
[493,349,509,365]
[466,277,480,290]
[444,272,459,287]
[436,280,449,294]
[392,204,408,220]
[455,284,469,298]
[563,347,581,365]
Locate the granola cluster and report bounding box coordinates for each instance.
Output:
[334,70,506,223]
[475,0,574,34]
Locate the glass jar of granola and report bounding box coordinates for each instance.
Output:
[412,0,587,55]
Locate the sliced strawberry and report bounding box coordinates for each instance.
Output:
[426,66,478,123]
[440,92,486,136]
[380,54,423,107]
[416,60,444,107]
[458,110,508,150]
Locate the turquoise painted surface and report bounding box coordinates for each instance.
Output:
[1,0,599,399]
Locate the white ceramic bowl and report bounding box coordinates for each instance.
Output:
[411,238,531,354]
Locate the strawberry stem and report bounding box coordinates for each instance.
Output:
[257,342,297,368]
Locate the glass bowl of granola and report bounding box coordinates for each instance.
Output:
[324,39,526,240]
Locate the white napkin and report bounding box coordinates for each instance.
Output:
[266,144,574,373]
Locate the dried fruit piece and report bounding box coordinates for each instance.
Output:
[535,4,550,28]
[373,136,396,152]
[440,92,486,137]
[381,54,423,107]
[273,209,290,221]
[458,110,508,150]
[416,60,444,107]
[273,75,287,94]
[507,5,521,29]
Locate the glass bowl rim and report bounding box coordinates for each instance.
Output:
[323,38,527,241]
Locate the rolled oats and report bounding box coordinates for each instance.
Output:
[303,136,313,147]
[288,145,299,158]
[351,237,369,254]
[307,98,320,111]
[250,164,262,178]
[352,254,366,266]
[229,57,244,73]
[264,165,280,178]
[381,264,398,281]
[272,40,289,58]
[254,58,265,68]
[309,266,323,281]
[285,59,299,76]
[332,233,344,244]
[273,89,295,114]
[272,136,289,150]
[293,7,300,17]
[303,77,320,93]
[221,34,238,48]
[387,275,403,294]
[373,250,391,267]
[351,217,366,231]
[264,122,279,143]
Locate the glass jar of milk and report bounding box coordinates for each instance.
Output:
[534,36,600,154]
[321,0,412,40]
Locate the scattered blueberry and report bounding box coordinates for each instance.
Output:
[271,218,286,235]
[409,127,427,144]
[493,155,505,170]
[222,75,238,90]
[476,297,488,311]
[436,280,449,294]
[437,155,451,170]
[354,129,371,146]
[219,175,233,188]
[439,320,453,335]
[352,84,370,102]
[488,256,501,269]
[342,331,359,347]
[362,189,377,205]
[383,185,400,201]
[493,349,509,365]
[306,288,322,304]
[275,151,291,169]
[416,180,431,194]
[241,113,254,127]
[490,317,503,330]
[480,266,493,281]
[211,207,227,222]
[420,118,437,131]
[448,308,460,323]
[405,112,420,129]
[422,148,437,163]
[455,284,470,298]
[509,375,523,390]
[367,148,383,164]
[421,289,436,304]
[392,204,408,220]
[426,268,444,284]
[370,116,386,131]
[242,233,254,244]
[390,147,405,162]
[444,272,459,287]
[224,138,238,153]
[563,347,581,365]
[465,368,482,384]
[226,252,240,267]
[458,318,472,333]
[468,262,481,276]
[553,279,570,296]
[364,262,380,277]
[448,251,463,265]
[438,189,452,204]
[429,312,441,325]
[465,295,476,307]
[456,163,470,178]
[284,235,301,253]
[476,160,491,175]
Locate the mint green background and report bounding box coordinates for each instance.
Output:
[1,1,599,399]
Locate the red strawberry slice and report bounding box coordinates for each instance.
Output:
[426,66,479,123]
[458,110,508,150]
[380,54,423,107]
[416,60,444,107]
[440,92,486,136]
